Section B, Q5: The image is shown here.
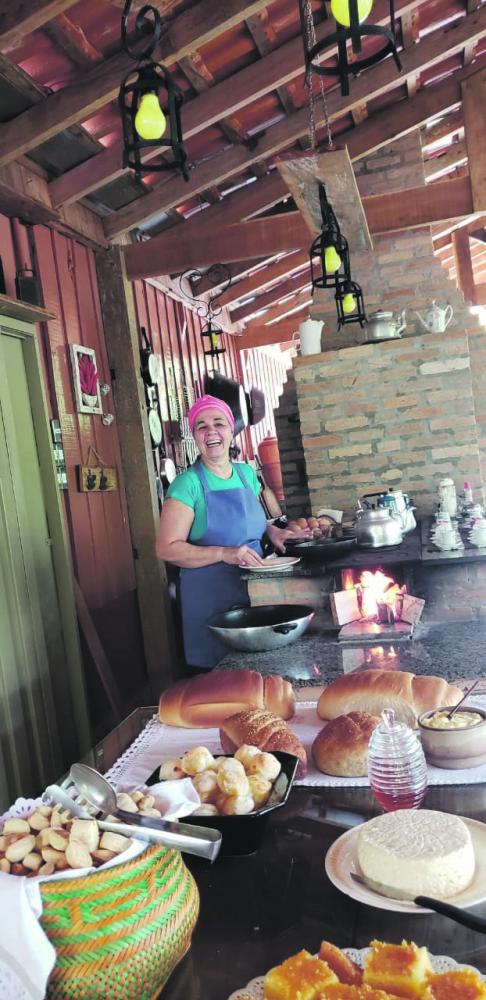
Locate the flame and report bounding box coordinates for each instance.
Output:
[347,569,406,621]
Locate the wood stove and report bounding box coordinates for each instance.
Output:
[331,567,425,643]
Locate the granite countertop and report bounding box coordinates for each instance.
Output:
[218,613,486,690]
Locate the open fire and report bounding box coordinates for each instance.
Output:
[342,568,406,624]
[331,568,425,643]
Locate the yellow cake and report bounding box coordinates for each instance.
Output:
[427,968,486,1000]
[263,949,338,1000]
[363,941,433,998]
[322,986,404,999]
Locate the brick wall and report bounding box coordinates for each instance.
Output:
[273,370,311,516]
[293,331,484,514]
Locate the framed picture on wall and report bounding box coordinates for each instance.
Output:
[70,344,102,415]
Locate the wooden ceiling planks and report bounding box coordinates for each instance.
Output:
[462,67,486,212]
[0,0,80,51]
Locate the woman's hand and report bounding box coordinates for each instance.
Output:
[221,545,266,567]
[266,522,313,554]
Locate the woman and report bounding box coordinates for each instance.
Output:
[156,394,309,671]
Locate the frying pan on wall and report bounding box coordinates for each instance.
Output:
[204,372,266,433]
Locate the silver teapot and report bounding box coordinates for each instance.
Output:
[360,490,416,534]
[363,309,406,343]
[355,506,404,548]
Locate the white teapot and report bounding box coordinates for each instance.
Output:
[294,318,324,356]
[415,301,453,334]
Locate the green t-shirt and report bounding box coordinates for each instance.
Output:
[166,462,261,541]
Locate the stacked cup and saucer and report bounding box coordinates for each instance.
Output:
[431,511,463,551]
[469,517,486,549]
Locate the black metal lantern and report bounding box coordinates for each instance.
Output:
[119,0,188,180]
[299,0,401,98]
[335,277,367,327]
[310,183,351,290]
[180,264,233,359]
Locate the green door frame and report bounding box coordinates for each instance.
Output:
[0,315,91,757]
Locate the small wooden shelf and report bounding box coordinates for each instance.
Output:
[0,293,56,324]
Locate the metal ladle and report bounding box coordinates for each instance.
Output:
[447,679,481,719]
[70,763,221,862]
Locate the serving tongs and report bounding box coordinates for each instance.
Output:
[45,764,221,862]
[350,872,486,933]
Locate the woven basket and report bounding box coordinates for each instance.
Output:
[40,845,199,1000]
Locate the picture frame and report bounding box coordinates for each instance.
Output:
[70,344,102,415]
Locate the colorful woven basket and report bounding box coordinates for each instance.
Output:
[40,845,199,1000]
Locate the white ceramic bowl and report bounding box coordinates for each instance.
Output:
[418,706,486,769]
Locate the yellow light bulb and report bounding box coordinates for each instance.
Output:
[134,92,167,140]
[324,245,342,273]
[342,292,357,315]
[330,0,373,27]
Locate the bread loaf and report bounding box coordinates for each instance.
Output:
[159,668,295,728]
[220,708,307,777]
[317,670,463,728]
[312,712,380,777]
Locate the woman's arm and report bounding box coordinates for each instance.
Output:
[156,498,265,568]
[266,521,313,553]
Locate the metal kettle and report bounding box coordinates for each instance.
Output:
[355,505,404,548]
[363,309,406,343]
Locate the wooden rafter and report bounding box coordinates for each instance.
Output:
[0,0,79,51]
[462,67,486,213]
[240,318,298,349]
[219,250,310,306]
[104,9,486,238]
[424,139,468,180]
[0,0,276,170]
[48,0,426,208]
[43,13,102,68]
[452,228,476,303]
[421,109,464,150]
[231,271,312,321]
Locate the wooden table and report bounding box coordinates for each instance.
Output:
[82,709,486,1000]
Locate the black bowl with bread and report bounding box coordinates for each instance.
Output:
[147,751,298,857]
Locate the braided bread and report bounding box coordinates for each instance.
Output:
[219,708,307,777]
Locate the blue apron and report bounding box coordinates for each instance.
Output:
[179,460,267,668]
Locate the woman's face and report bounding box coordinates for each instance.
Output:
[192,407,233,463]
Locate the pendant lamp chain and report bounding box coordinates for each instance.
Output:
[302,0,334,151]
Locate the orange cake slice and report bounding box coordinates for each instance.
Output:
[427,968,486,1000]
[318,942,363,986]
[363,941,433,998]
[263,949,338,1000]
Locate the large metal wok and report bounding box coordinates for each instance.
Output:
[208,604,314,652]
[284,536,356,563]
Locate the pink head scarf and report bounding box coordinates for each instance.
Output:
[188,394,235,434]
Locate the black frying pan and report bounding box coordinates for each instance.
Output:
[284,536,356,562]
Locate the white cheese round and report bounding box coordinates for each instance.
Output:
[357,809,475,898]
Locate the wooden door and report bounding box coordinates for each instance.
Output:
[0,325,86,809]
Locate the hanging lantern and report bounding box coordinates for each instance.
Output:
[180,264,232,360]
[335,277,367,327]
[310,183,350,290]
[299,0,401,98]
[118,0,188,180]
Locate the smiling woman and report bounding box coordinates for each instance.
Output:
[156,394,310,671]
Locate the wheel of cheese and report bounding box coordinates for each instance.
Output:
[357,809,475,898]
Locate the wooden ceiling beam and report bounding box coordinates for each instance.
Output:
[48,0,424,208]
[424,138,468,180]
[104,9,486,237]
[231,270,311,321]
[421,109,464,149]
[124,176,476,280]
[245,288,312,328]
[452,228,476,303]
[219,250,310,307]
[0,0,277,169]
[0,0,79,51]
[124,213,311,280]
[239,318,298,349]
[43,13,102,68]
[462,67,486,213]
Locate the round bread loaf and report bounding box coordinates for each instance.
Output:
[312,711,380,777]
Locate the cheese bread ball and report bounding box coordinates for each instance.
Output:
[159,757,185,781]
[247,774,272,809]
[234,744,261,769]
[192,804,219,817]
[216,759,249,796]
[246,751,281,781]
[219,794,255,816]
[191,770,219,802]
[181,746,216,776]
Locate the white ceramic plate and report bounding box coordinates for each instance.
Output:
[325,815,486,914]
[239,556,301,572]
[226,948,486,999]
